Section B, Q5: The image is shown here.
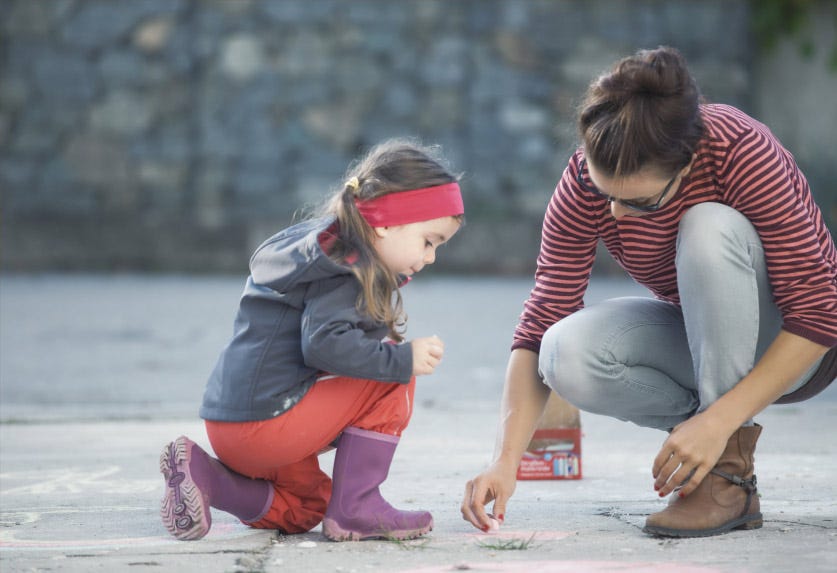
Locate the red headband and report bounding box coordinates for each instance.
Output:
[355,182,464,227]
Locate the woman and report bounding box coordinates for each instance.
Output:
[461,46,836,538]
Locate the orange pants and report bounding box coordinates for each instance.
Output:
[205,375,416,533]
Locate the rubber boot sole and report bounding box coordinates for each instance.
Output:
[643,512,763,538]
[322,517,433,542]
[160,436,211,541]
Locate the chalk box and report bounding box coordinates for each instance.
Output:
[516,428,582,480]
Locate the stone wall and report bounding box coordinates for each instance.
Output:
[1,0,832,274]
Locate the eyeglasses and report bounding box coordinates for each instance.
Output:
[576,158,680,213]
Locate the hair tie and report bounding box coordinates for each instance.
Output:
[346,177,360,195]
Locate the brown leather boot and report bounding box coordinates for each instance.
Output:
[644,424,763,537]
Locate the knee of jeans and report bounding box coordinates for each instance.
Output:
[677,203,757,267]
[539,322,590,401]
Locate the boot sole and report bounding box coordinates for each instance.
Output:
[321,517,433,542]
[643,512,763,538]
[160,436,211,541]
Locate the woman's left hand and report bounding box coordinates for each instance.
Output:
[651,332,829,498]
[651,411,737,498]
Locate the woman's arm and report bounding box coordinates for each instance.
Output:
[493,350,553,467]
[653,111,837,498]
[461,154,597,530]
[707,330,829,426]
[461,348,551,530]
[653,329,830,498]
[721,116,837,347]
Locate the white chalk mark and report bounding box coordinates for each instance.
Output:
[1,466,157,495]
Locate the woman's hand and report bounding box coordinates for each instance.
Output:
[460,349,550,531]
[652,410,737,498]
[410,335,444,375]
[461,460,517,531]
[652,331,829,499]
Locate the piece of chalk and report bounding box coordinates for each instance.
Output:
[487,516,500,531]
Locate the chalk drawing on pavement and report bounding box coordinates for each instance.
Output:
[0,506,258,552]
[0,466,158,495]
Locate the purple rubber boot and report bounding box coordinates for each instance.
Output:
[322,427,433,541]
[159,436,274,540]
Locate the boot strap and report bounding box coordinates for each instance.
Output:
[710,469,758,517]
[709,469,758,493]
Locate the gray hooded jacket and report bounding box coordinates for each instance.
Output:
[199,217,413,422]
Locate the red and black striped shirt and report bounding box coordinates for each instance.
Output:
[513,104,837,352]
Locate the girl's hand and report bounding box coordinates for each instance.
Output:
[411,335,444,375]
[652,410,737,498]
[461,461,517,531]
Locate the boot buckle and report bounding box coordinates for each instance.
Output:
[710,469,758,493]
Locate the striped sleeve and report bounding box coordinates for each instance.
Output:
[719,109,837,346]
[512,156,600,352]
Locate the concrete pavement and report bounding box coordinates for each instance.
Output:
[2,274,835,572]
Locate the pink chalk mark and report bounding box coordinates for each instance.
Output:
[465,529,572,541]
[400,561,724,573]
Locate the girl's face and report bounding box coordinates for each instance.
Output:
[372,216,461,277]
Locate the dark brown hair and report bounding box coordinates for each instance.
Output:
[578,46,704,177]
[317,138,460,342]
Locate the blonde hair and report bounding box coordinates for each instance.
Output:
[316,138,460,342]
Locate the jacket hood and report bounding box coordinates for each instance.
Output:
[249,217,351,293]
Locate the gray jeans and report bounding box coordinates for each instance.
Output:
[539,203,821,430]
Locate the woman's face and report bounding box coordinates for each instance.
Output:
[372,216,461,277]
[585,159,691,219]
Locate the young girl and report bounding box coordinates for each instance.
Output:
[161,139,464,542]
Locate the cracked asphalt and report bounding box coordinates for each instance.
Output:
[2,274,835,572]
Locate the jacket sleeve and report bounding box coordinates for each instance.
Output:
[300,276,414,383]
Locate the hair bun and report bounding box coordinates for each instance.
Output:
[610,47,689,100]
[578,46,703,176]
